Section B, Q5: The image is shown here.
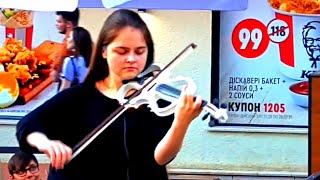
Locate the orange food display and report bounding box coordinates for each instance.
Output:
[0,47,15,63]
[1,38,39,85]
[0,38,56,106]
[0,9,33,28]
[268,0,320,14]
[33,40,65,66]
[0,72,19,108]
[6,63,32,84]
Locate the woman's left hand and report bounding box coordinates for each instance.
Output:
[174,85,203,127]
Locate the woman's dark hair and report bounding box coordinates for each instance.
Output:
[84,9,154,85]
[72,26,93,67]
[8,151,39,175]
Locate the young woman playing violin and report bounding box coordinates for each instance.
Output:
[16,9,203,180]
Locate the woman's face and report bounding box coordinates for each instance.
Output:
[66,30,75,51]
[11,160,40,180]
[102,26,148,82]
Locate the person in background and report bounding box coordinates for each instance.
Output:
[8,150,41,180]
[16,9,203,179]
[50,8,79,82]
[58,26,93,92]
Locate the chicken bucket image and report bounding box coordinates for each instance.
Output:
[267,0,320,80]
[0,9,33,28]
[0,9,34,49]
[4,26,33,50]
[275,12,319,80]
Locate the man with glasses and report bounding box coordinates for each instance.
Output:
[8,151,40,180]
[302,21,320,68]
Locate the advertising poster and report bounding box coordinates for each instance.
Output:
[219,0,319,126]
[0,11,63,119]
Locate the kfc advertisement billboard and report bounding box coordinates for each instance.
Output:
[218,0,319,127]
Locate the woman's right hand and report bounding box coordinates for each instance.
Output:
[27,132,72,169]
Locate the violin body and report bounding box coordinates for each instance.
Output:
[117,75,228,123]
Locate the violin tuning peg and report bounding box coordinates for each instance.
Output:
[202,112,210,120]
[220,103,228,109]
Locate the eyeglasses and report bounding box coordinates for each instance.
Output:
[305,37,320,44]
[13,164,39,177]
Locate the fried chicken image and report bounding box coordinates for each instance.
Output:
[3,37,26,54]
[6,63,32,84]
[269,0,320,14]
[13,50,38,72]
[0,47,15,63]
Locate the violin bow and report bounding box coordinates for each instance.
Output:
[71,43,197,159]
